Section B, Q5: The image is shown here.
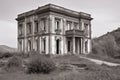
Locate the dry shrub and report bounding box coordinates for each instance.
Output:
[0,52,13,59]
[4,56,23,72]
[26,55,56,74]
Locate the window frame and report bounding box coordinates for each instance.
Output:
[67,21,72,30]
[55,18,61,30]
[18,24,23,36]
[34,20,39,33]
[41,18,46,31]
[27,22,32,34]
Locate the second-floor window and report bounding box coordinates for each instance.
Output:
[41,19,46,31]
[55,18,61,30]
[18,24,23,35]
[34,21,39,33]
[67,21,72,30]
[84,23,89,36]
[27,22,32,34]
[74,22,79,29]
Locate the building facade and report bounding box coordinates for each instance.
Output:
[16,4,93,55]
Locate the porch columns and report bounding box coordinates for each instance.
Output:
[73,37,75,54]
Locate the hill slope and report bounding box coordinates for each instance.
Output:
[91,27,120,60]
[0,45,17,53]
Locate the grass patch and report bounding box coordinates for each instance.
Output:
[0,54,120,80]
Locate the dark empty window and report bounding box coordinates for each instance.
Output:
[28,40,32,51]
[56,39,60,54]
[35,38,39,51]
[85,41,88,53]
[43,39,46,53]
[27,22,32,34]
[34,21,39,33]
[41,19,46,31]
[19,24,23,35]
[68,41,71,52]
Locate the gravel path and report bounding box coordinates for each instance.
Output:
[80,56,120,66]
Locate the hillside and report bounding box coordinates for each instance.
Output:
[90,27,120,62]
[94,27,120,46]
[0,45,17,53]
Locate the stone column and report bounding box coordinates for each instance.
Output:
[73,37,75,54]
[48,16,52,54]
[82,38,85,54]
[80,38,83,54]
[24,18,27,53]
[32,18,35,51]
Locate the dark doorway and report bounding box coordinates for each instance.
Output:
[56,39,59,54]
[43,39,46,53]
[68,41,71,52]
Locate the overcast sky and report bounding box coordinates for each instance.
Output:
[0,0,120,48]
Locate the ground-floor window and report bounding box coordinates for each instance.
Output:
[56,39,60,54]
[85,41,88,53]
[68,41,71,52]
[42,38,46,53]
[28,40,32,51]
[19,40,23,51]
[35,38,39,51]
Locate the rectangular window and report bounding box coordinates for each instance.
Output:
[74,22,79,29]
[18,24,23,35]
[55,18,61,30]
[67,21,72,30]
[84,23,88,29]
[34,21,39,33]
[19,40,23,51]
[35,38,39,51]
[84,23,89,36]
[68,41,71,52]
[28,40,32,51]
[42,39,46,53]
[41,19,46,31]
[27,22,32,34]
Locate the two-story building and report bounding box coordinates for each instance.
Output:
[16,4,93,55]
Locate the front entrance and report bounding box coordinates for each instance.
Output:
[75,37,81,54]
[67,37,82,54]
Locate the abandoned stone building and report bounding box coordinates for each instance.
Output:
[16,4,93,55]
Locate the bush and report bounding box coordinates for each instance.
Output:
[26,55,56,74]
[0,52,13,59]
[6,56,22,67]
[4,56,23,72]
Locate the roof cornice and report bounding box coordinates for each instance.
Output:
[16,4,93,21]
